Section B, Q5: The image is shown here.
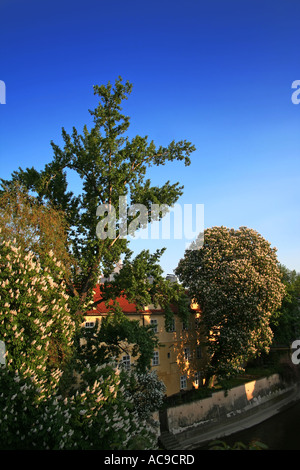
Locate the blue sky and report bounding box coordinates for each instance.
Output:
[1,0,299,275]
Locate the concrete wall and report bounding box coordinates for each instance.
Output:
[166,374,284,434]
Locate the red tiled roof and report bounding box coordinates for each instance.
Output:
[85,284,198,316]
[87,285,137,315]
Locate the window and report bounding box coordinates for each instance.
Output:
[180,375,187,390]
[85,321,95,328]
[166,318,175,333]
[121,354,131,370]
[152,351,159,366]
[194,371,202,388]
[196,345,202,359]
[150,319,158,333]
[184,347,191,360]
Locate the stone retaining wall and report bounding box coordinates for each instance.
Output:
[166,374,285,434]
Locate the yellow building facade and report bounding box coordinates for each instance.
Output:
[83,289,208,397]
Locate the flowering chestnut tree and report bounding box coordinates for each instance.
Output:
[124,369,166,421]
[175,226,286,381]
[0,364,156,450]
[0,236,76,394]
[0,238,158,449]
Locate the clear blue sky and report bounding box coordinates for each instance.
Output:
[1,0,299,275]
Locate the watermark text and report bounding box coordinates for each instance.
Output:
[0,80,6,104]
[96,196,204,250]
[291,80,300,105]
[291,340,300,365]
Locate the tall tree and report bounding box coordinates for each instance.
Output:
[1,77,195,314]
[175,226,286,382]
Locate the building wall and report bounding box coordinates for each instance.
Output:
[83,303,209,397]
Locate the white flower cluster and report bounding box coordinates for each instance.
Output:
[0,238,76,392]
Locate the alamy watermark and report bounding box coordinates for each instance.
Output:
[0,80,6,104]
[96,196,204,250]
[291,340,300,365]
[291,80,300,105]
[0,340,5,366]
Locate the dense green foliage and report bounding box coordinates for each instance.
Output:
[271,265,300,346]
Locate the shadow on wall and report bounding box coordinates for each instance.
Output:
[171,313,209,390]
